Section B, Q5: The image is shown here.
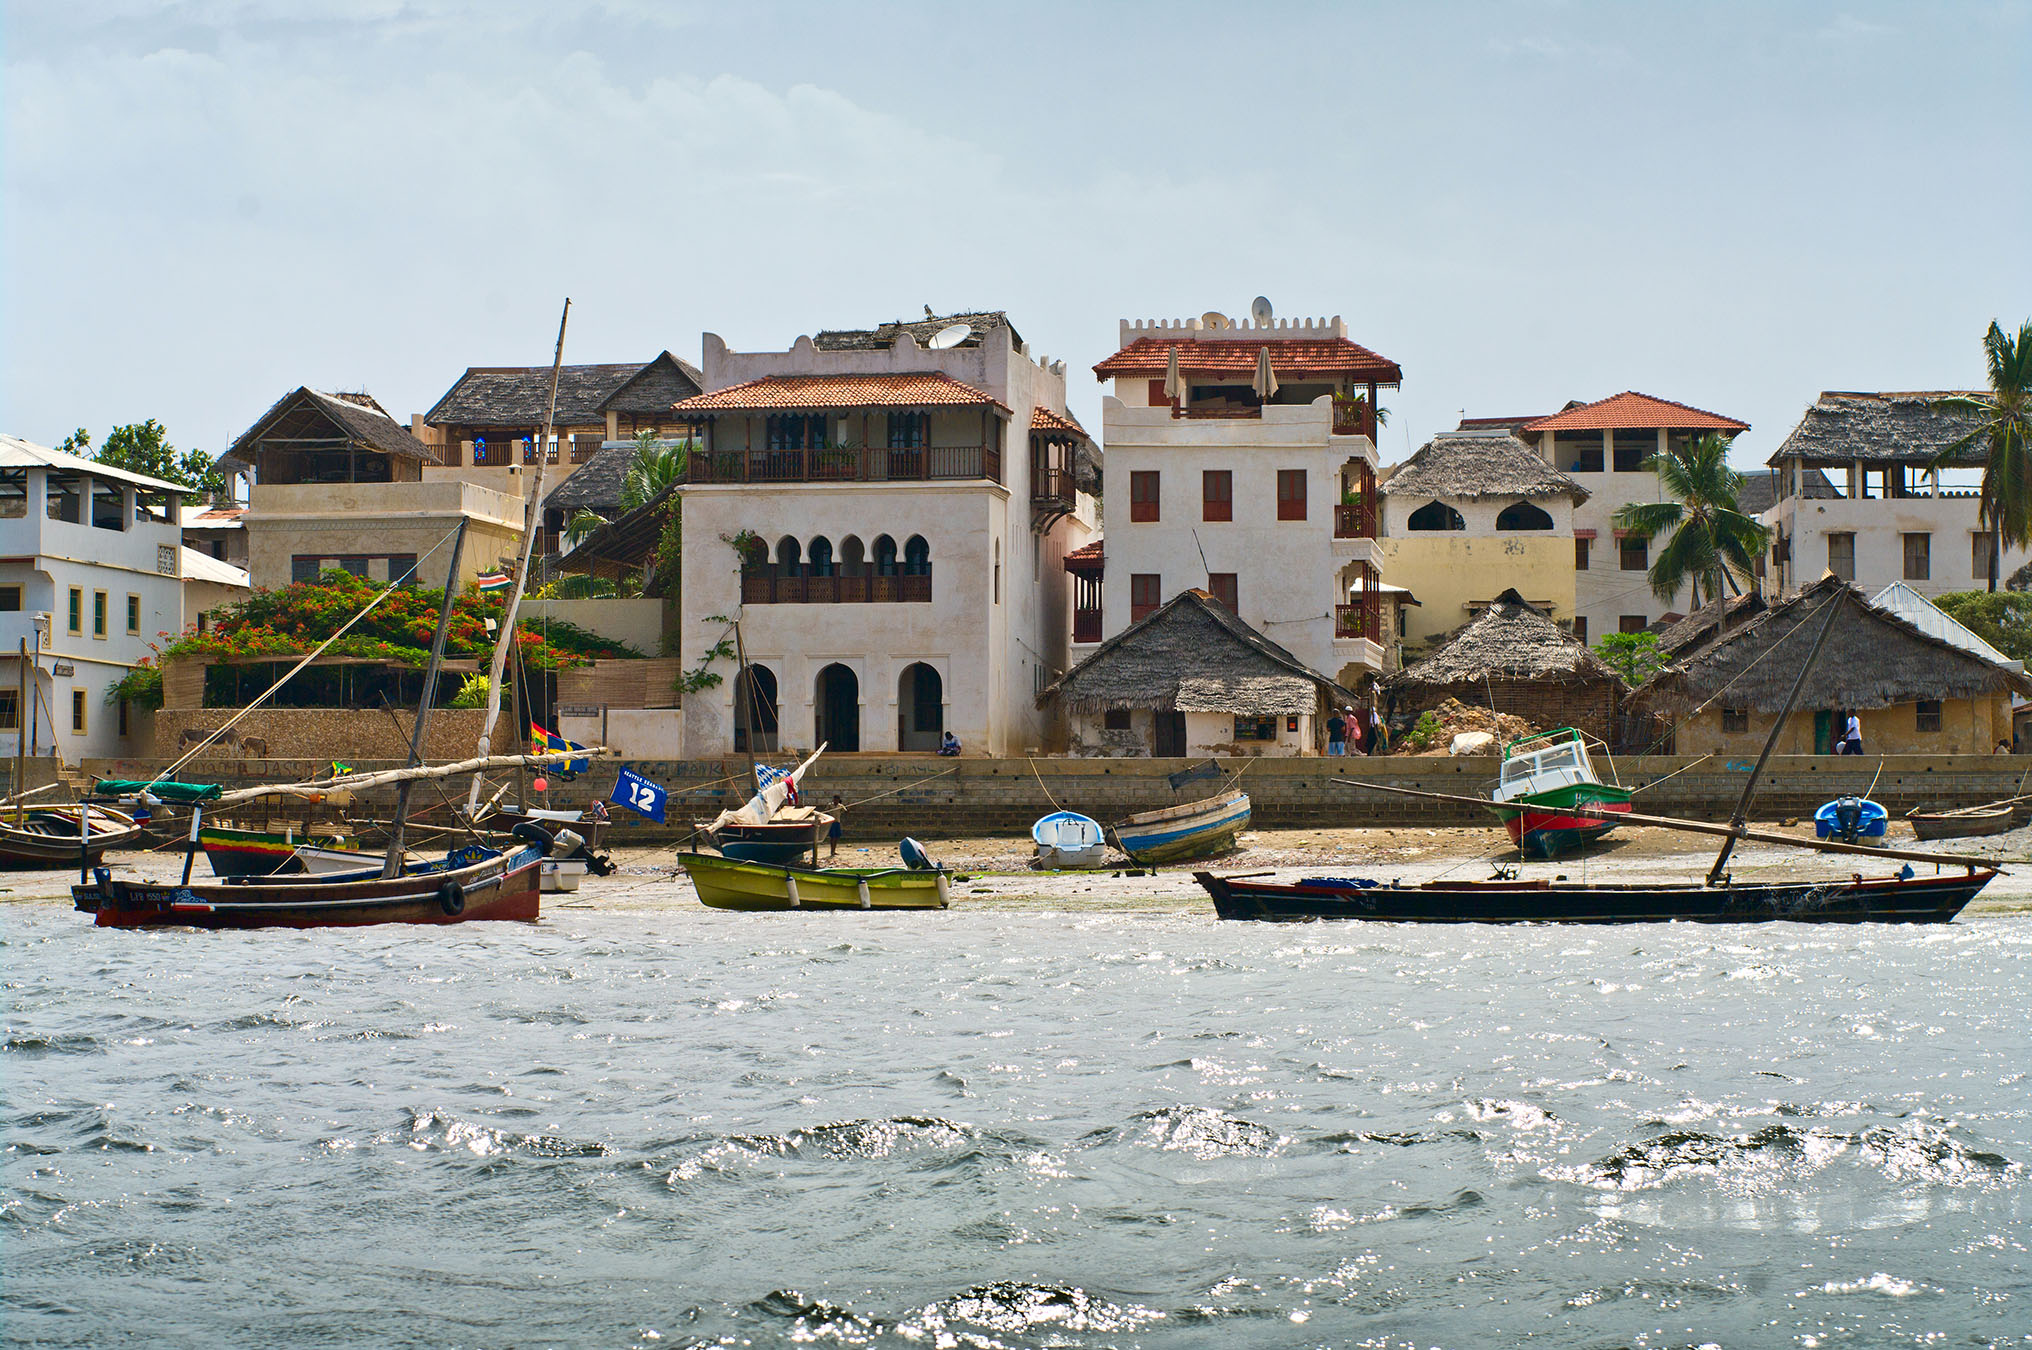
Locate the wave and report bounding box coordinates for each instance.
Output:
[1082,1105,1284,1159]
[1557,1120,2014,1191]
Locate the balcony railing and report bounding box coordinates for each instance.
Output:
[1032,464,1077,507]
[1332,402,1377,439]
[1333,502,1379,539]
[688,445,1000,487]
[1073,608,1103,643]
[1335,602,1382,640]
[741,569,932,605]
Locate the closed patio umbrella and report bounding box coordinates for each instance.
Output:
[1251,347,1279,401]
[1163,345,1187,406]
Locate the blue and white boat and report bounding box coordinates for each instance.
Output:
[1113,788,1252,865]
[1815,795,1887,844]
[1032,811,1107,869]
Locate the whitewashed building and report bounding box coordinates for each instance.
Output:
[1,434,189,764]
[1078,311,1401,692]
[671,311,1097,756]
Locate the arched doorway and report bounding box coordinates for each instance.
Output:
[897,662,943,752]
[733,663,779,754]
[814,663,860,752]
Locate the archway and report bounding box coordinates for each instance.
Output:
[814,663,860,752]
[733,663,780,755]
[808,535,835,576]
[775,536,802,575]
[1407,500,1465,531]
[839,534,866,576]
[1495,500,1554,531]
[873,534,898,576]
[897,662,943,752]
[903,534,931,576]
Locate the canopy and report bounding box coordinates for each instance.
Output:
[92,779,223,803]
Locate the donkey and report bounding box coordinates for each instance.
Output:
[178,726,240,756]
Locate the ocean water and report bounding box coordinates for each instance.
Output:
[4,905,2029,1348]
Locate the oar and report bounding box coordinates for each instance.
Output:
[1330,778,2010,871]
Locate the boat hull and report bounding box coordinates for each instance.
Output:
[1488,785,1633,858]
[709,816,831,865]
[73,848,544,929]
[1908,807,2015,841]
[1114,790,1251,864]
[1193,868,1993,925]
[0,808,142,867]
[678,851,948,911]
[196,825,307,877]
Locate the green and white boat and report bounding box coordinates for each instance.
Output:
[1486,728,1633,858]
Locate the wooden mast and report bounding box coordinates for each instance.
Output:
[382,518,467,877]
[14,638,25,826]
[733,621,761,790]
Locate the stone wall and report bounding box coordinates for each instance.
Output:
[151,708,491,762]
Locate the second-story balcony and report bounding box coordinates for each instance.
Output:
[1333,501,1379,539]
[1335,601,1383,641]
[741,568,933,605]
[688,445,1001,487]
[1072,607,1103,644]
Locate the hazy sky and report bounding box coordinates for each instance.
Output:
[4,1,2027,471]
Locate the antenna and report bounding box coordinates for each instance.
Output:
[927,322,973,350]
[1250,296,1273,325]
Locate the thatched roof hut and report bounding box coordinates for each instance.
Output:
[1044,589,1354,715]
[1382,431,1589,503]
[1385,589,1622,738]
[1769,391,1990,469]
[1653,591,1769,659]
[1630,576,2032,716]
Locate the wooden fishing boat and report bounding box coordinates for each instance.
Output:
[197,824,367,877]
[677,850,949,911]
[1113,788,1251,864]
[73,841,546,929]
[0,806,142,867]
[1193,867,1995,925]
[712,813,834,864]
[1907,805,2016,841]
[1487,728,1632,858]
[1033,811,1106,868]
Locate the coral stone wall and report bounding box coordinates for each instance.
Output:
[153,708,491,762]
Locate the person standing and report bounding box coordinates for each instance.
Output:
[1326,708,1347,756]
[1842,713,1863,757]
[827,794,845,859]
[1346,706,1366,755]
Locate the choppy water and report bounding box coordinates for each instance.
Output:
[5,905,2029,1348]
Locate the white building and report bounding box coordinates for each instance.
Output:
[1080,311,1400,691]
[1762,391,2019,600]
[1,434,190,764]
[671,311,1097,756]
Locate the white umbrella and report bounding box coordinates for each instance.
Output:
[1163,344,1186,405]
[1251,347,1279,401]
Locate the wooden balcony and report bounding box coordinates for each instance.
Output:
[741,569,932,604]
[1073,608,1103,643]
[1333,502,1379,539]
[1335,602,1382,640]
[688,445,1000,487]
[1332,402,1377,439]
[1032,464,1077,508]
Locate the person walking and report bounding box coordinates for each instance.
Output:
[827,794,845,859]
[1326,708,1347,757]
[1841,713,1863,757]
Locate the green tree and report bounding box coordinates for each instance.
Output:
[1613,432,1770,610]
[1930,590,2032,665]
[562,507,608,549]
[1592,630,1670,687]
[1932,319,2032,593]
[622,431,689,511]
[69,419,226,498]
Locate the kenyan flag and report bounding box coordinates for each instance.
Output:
[475,570,512,593]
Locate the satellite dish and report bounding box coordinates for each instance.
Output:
[1250,296,1274,325]
[927,322,973,350]
[1201,311,1230,330]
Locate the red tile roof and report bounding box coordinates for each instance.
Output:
[1092,337,1402,385]
[1063,539,1104,575]
[1030,406,1089,438]
[1522,391,1747,433]
[670,372,1010,414]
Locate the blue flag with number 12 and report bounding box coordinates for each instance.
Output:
[611,766,668,823]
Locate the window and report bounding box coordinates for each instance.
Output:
[767,414,824,450]
[67,587,82,634]
[46,471,82,523]
[1234,715,1278,741]
[1575,538,1591,570]
[70,688,86,734]
[903,535,931,577]
[993,541,1001,606]
[1903,532,1931,581]
[1611,430,1650,473]
[1565,432,1604,473]
[1619,536,1648,571]
[0,690,16,731]
[91,480,126,531]
[291,557,320,584]
[0,585,20,611]
[1130,573,1162,622]
[1277,469,1307,521]
[0,468,25,518]
[126,594,140,635]
[1915,700,1942,733]
[1570,616,1588,644]
[156,545,177,576]
[1407,500,1465,531]
[1103,709,1132,731]
[1130,471,1160,523]
[1619,614,1649,635]
[92,590,107,638]
[1973,532,1995,581]
[1827,532,1855,582]
[388,554,418,586]
[886,414,928,450]
[1208,573,1238,613]
[1202,470,1232,522]
[1721,707,1749,733]
[1496,500,1554,531]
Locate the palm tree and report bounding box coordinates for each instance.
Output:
[622,431,691,511]
[562,508,607,549]
[1614,432,1771,612]
[1931,319,2032,593]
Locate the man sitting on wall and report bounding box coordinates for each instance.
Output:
[938,731,962,757]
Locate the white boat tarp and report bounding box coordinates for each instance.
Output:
[707,744,827,831]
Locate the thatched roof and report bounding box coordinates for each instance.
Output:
[424,352,703,428]
[812,310,1017,353]
[543,444,637,514]
[1736,466,1839,515]
[1382,432,1589,503]
[1769,391,1991,467]
[1042,589,1354,713]
[553,482,674,580]
[222,386,431,470]
[1654,591,1770,658]
[1630,576,2032,715]
[1387,590,1619,694]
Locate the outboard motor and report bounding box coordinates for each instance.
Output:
[550,826,615,876]
[1832,795,1865,845]
[899,837,940,871]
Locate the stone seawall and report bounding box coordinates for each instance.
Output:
[81,753,2032,841]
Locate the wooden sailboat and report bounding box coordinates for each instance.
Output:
[697,744,835,863]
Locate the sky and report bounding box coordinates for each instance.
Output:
[3,0,2028,472]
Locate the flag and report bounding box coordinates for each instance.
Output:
[756,762,801,807]
[330,761,352,777]
[476,570,512,593]
[528,721,589,777]
[611,766,667,822]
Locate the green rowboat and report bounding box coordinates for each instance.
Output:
[678,850,950,911]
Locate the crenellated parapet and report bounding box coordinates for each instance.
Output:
[1117,315,1349,345]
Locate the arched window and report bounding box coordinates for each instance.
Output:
[737,534,768,570]
[775,535,802,576]
[1407,500,1466,532]
[1495,500,1555,531]
[839,534,866,577]
[808,536,834,576]
[903,534,931,576]
[873,534,898,577]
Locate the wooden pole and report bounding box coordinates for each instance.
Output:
[383,518,467,877]
[1708,584,1846,884]
[733,621,761,792]
[15,638,26,826]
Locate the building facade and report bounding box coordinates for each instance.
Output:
[1081,311,1401,691]
[672,311,1096,757]
[2,434,189,763]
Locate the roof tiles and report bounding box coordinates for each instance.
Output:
[670,372,1010,414]
[1523,391,1747,434]
[1093,337,1402,384]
